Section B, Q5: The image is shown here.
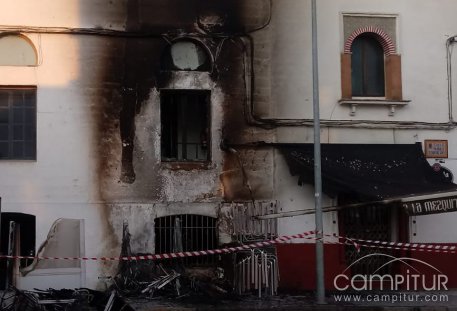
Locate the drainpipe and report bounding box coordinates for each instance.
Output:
[311,0,325,304]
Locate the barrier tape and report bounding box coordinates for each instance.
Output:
[279,232,456,254]
[0,231,317,261]
[1,230,456,261]
[318,232,457,254]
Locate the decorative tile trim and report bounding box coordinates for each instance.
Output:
[344,26,396,56]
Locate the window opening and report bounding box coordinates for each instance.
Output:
[351,34,385,97]
[162,40,211,71]
[161,90,210,162]
[0,88,37,160]
[154,214,217,266]
[0,212,36,289]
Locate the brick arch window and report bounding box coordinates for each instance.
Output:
[341,27,402,100]
[344,26,396,56]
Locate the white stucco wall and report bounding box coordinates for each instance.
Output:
[268,0,457,123]
[0,33,106,288]
[269,0,457,245]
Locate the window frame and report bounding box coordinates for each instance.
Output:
[351,34,386,98]
[0,86,37,160]
[160,89,212,166]
[341,26,403,102]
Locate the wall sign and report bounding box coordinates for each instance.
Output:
[424,140,448,158]
[403,194,457,216]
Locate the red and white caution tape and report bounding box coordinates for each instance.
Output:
[1,230,456,261]
[0,231,317,262]
[319,232,457,254]
[291,231,456,254]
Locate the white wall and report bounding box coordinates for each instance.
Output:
[0,0,126,29]
[267,0,457,124]
[270,1,457,244]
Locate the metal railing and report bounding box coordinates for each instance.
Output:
[223,201,279,243]
[233,248,279,297]
[154,215,217,266]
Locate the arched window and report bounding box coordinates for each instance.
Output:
[0,34,37,66]
[351,34,385,97]
[341,26,403,102]
[162,39,211,71]
[0,35,37,160]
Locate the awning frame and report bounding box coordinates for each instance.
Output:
[255,191,457,220]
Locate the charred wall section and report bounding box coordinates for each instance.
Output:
[83,0,275,274]
[92,0,274,203]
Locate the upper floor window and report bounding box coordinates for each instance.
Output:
[162,40,211,71]
[161,90,210,162]
[0,88,36,160]
[340,19,403,102]
[351,34,385,97]
[0,35,37,66]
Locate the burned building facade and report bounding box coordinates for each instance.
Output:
[2,0,457,292]
[0,0,279,290]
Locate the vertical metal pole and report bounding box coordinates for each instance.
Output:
[311,0,325,304]
[5,221,16,289]
[0,197,2,259]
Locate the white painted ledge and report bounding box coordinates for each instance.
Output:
[339,98,411,116]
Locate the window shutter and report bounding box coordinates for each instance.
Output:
[385,54,402,100]
[341,53,352,99]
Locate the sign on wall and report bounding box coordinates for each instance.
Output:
[403,193,457,216]
[424,140,448,158]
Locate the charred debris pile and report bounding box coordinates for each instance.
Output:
[106,220,280,302]
[0,218,280,310]
[0,287,134,311]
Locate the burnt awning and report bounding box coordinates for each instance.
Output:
[279,143,457,216]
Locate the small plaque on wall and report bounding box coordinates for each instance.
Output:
[424,140,448,158]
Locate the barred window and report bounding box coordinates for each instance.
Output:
[0,88,37,160]
[154,214,217,266]
[161,90,210,162]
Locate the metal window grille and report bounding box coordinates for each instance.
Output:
[224,201,278,243]
[160,91,210,162]
[154,214,217,266]
[339,205,393,275]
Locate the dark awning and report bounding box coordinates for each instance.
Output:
[279,143,457,216]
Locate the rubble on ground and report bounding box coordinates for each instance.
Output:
[0,286,134,311]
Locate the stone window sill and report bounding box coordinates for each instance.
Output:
[161,161,212,171]
[339,98,410,116]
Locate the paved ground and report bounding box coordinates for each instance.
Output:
[128,291,457,310]
[3,289,457,310]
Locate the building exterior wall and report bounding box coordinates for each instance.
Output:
[0,0,457,290]
[271,0,457,242]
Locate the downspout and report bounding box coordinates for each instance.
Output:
[446,35,457,123]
